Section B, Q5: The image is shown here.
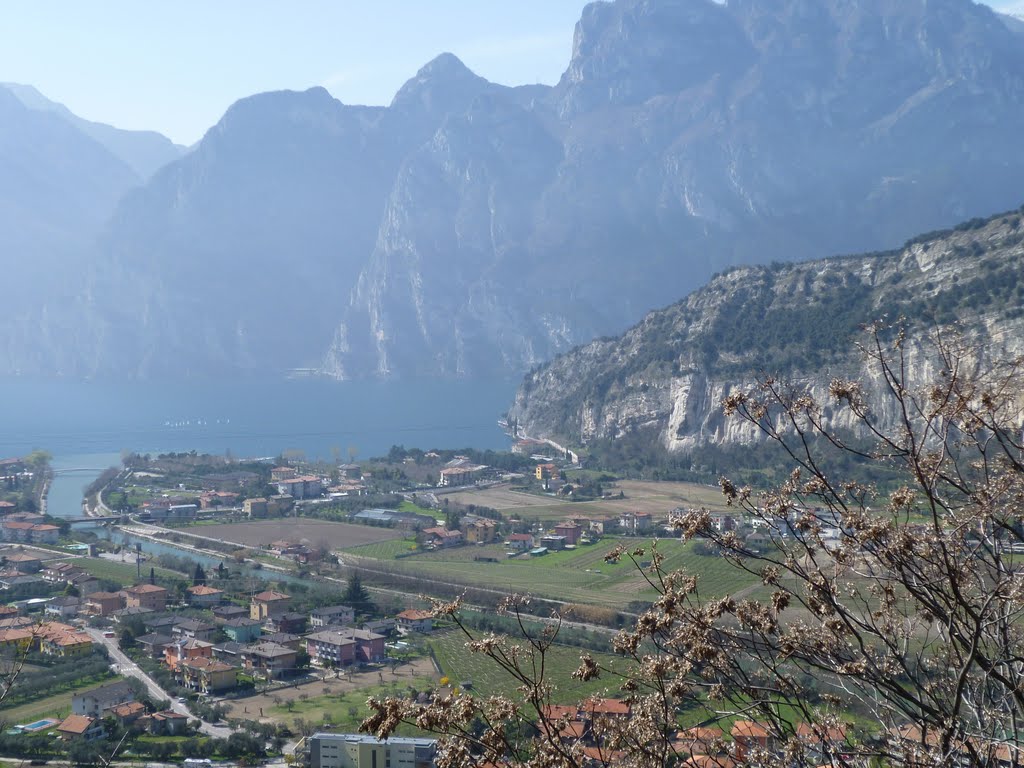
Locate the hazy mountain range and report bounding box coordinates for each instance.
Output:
[3,0,1024,379]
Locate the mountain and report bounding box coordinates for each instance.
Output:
[0,83,185,179]
[0,88,142,339]
[507,208,1024,457]
[7,0,1024,379]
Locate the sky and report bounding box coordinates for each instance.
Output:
[0,0,1021,146]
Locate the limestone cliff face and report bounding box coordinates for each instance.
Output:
[509,211,1024,451]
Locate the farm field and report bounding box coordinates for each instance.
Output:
[441,479,731,522]
[429,629,633,704]
[345,537,759,608]
[192,519,404,550]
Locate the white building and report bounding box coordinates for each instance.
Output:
[306,733,436,768]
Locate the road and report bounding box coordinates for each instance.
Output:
[86,628,233,739]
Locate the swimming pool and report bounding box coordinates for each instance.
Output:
[18,718,58,732]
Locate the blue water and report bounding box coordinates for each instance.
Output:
[0,376,516,519]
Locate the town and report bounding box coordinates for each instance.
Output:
[0,444,819,767]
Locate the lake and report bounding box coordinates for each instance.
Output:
[0,376,517,519]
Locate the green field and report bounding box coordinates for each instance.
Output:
[0,675,117,725]
[345,537,420,559]
[429,629,632,705]
[77,557,184,583]
[269,677,435,734]
[347,537,759,608]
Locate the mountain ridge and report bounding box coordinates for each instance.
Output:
[5,0,1024,379]
[507,206,1024,457]
[0,82,185,179]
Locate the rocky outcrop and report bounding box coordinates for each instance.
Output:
[508,210,1024,452]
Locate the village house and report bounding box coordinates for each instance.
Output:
[135,633,174,659]
[86,591,124,617]
[271,466,297,482]
[138,710,188,736]
[124,584,168,611]
[244,497,269,518]
[164,638,214,671]
[275,475,322,500]
[144,615,183,634]
[305,629,360,668]
[266,612,308,634]
[535,463,559,480]
[461,517,498,544]
[418,527,463,549]
[179,657,238,694]
[269,494,295,515]
[212,604,248,623]
[73,680,136,717]
[186,584,224,607]
[113,606,154,624]
[222,617,263,644]
[251,590,291,621]
[109,701,147,728]
[172,618,217,642]
[199,490,238,509]
[619,512,653,533]
[242,641,297,679]
[0,500,16,516]
[437,466,474,487]
[395,609,434,636]
[69,571,100,596]
[505,533,535,551]
[554,522,583,546]
[44,596,84,620]
[260,631,300,650]
[35,622,92,657]
[539,535,567,551]
[4,552,41,572]
[732,720,774,761]
[42,561,80,583]
[1,519,59,544]
[56,715,104,741]
[310,604,355,628]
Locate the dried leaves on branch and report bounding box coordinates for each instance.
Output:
[363,323,1024,767]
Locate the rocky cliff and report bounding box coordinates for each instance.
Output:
[508,209,1024,453]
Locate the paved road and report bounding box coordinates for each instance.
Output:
[86,628,233,739]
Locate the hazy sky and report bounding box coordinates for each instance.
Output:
[0,0,1020,145]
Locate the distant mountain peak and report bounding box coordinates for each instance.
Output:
[390,52,493,113]
[0,81,184,179]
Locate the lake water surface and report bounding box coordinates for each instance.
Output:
[0,376,516,519]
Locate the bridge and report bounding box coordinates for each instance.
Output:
[66,516,122,525]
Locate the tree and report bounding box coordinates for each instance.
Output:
[343,572,374,614]
[363,323,1024,767]
[149,566,155,585]
[193,562,207,586]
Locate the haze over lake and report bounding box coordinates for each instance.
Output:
[0,377,515,518]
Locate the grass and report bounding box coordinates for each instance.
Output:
[343,538,419,559]
[269,677,435,735]
[429,629,633,705]
[76,557,183,582]
[398,501,436,516]
[350,537,760,608]
[0,675,115,725]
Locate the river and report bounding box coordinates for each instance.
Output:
[0,376,516,520]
